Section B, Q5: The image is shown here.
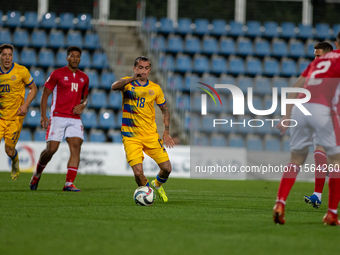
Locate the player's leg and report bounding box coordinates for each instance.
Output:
[131,163,149,186]
[4,118,24,180]
[304,145,327,208]
[62,137,83,192]
[323,152,340,225]
[144,136,171,202]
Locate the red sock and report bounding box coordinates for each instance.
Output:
[328,169,340,211]
[36,161,47,175]
[276,163,300,201]
[314,150,328,193]
[66,167,78,183]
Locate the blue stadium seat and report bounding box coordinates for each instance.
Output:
[272,39,288,57]
[100,72,116,89]
[108,130,122,143]
[306,40,317,58]
[229,135,245,148]
[87,69,99,89]
[254,38,270,57]
[31,30,47,48]
[237,115,253,134]
[263,57,280,76]
[211,19,227,36]
[283,137,290,152]
[116,111,122,128]
[264,136,281,151]
[78,50,91,69]
[159,17,174,34]
[177,18,192,34]
[41,12,57,29]
[13,29,29,47]
[228,56,245,75]
[167,73,184,90]
[191,93,201,112]
[219,37,236,55]
[273,77,288,94]
[92,51,109,69]
[193,134,209,146]
[202,37,218,54]
[289,39,305,58]
[20,128,32,141]
[89,129,106,143]
[84,33,100,50]
[298,23,313,39]
[0,29,11,44]
[248,96,263,115]
[23,11,38,28]
[142,16,157,32]
[58,12,74,30]
[193,55,210,73]
[108,91,122,110]
[166,35,183,53]
[38,48,55,67]
[46,68,56,79]
[159,54,175,71]
[66,30,82,48]
[255,76,272,95]
[237,37,253,56]
[194,18,210,35]
[184,36,201,54]
[247,135,263,151]
[175,54,192,73]
[90,89,107,109]
[81,109,98,129]
[201,75,218,86]
[298,58,311,74]
[211,56,227,75]
[228,21,244,37]
[281,58,297,77]
[247,20,262,37]
[263,21,278,38]
[20,48,37,67]
[184,73,199,91]
[211,135,227,147]
[281,22,296,38]
[332,24,340,40]
[150,35,166,52]
[26,108,41,127]
[315,23,330,40]
[56,49,67,67]
[175,94,190,111]
[34,129,46,141]
[237,76,253,93]
[245,57,262,76]
[76,13,92,30]
[99,109,116,129]
[6,11,21,28]
[49,30,65,48]
[0,11,3,27]
[220,75,236,87]
[30,67,45,87]
[12,48,19,63]
[31,88,41,107]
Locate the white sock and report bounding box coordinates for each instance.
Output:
[276,200,286,205]
[313,192,322,201]
[34,172,41,178]
[329,209,338,214]
[65,182,73,186]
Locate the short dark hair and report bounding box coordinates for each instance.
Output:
[67,46,82,56]
[134,56,151,67]
[314,41,333,53]
[0,44,14,54]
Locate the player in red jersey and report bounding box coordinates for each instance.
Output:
[29,46,89,192]
[302,42,334,208]
[274,32,340,225]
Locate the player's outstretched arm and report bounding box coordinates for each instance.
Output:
[111,73,141,91]
[73,95,88,115]
[159,103,175,148]
[40,87,52,129]
[276,75,306,135]
[17,82,37,116]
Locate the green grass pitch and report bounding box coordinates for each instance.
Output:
[0,172,338,255]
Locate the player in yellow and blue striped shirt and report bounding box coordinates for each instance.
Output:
[112,56,175,202]
[0,44,37,180]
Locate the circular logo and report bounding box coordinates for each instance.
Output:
[11,75,16,81]
[149,90,154,95]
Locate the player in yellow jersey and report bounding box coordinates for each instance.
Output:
[0,44,37,180]
[111,56,175,202]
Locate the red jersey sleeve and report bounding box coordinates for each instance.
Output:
[301,63,311,77]
[44,70,58,91]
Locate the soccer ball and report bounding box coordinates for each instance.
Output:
[133,186,155,206]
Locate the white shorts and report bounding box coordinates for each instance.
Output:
[46,117,84,142]
[290,103,340,156]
